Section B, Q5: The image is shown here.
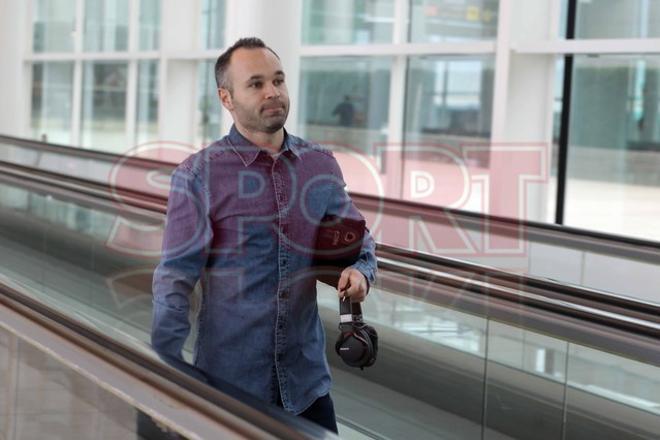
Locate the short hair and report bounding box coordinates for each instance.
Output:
[214,37,280,91]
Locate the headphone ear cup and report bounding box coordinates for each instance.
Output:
[361,325,378,367]
[336,327,372,368]
[352,328,373,367]
[335,331,347,357]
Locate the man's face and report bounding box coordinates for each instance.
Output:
[220,48,290,134]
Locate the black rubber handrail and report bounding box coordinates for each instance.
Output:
[377,244,660,322]
[0,279,330,440]
[377,256,660,341]
[0,160,167,214]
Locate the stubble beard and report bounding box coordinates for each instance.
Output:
[234,98,289,134]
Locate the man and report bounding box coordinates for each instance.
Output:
[151,37,377,434]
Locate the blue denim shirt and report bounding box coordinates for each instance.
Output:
[151,125,377,415]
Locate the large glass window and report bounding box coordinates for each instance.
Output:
[302,0,395,45]
[399,56,494,210]
[139,0,161,51]
[81,61,128,152]
[575,0,660,39]
[30,62,74,145]
[565,55,660,241]
[32,0,75,52]
[83,0,129,52]
[196,61,222,147]
[405,56,494,146]
[409,0,499,42]
[298,57,391,153]
[200,0,226,49]
[135,60,159,145]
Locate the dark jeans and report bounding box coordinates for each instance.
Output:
[277,392,339,434]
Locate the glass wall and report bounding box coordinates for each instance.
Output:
[30,62,75,145]
[139,0,161,51]
[405,56,494,146]
[200,0,226,49]
[81,61,128,152]
[136,60,159,145]
[575,0,660,39]
[196,60,222,147]
[32,0,75,52]
[409,0,500,42]
[83,0,129,52]
[564,55,660,241]
[298,57,391,153]
[302,0,395,44]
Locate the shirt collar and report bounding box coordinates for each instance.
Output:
[228,124,302,167]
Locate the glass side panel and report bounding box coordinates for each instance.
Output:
[0,180,162,353]
[0,326,185,439]
[30,62,75,145]
[139,0,161,51]
[575,0,660,39]
[200,0,226,49]
[565,55,660,242]
[136,60,159,145]
[483,321,567,440]
[298,56,391,156]
[564,345,660,439]
[301,0,395,45]
[32,0,75,52]
[81,61,128,152]
[83,0,129,52]
[409,0,499,42]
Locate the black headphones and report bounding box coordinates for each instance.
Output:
[335,298,378,370]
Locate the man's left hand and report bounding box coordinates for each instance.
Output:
[337,268,368,302]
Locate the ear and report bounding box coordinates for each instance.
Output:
[218,88,233,111]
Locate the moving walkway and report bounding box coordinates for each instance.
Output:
[0,135,658,439]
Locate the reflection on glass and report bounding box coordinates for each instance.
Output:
[32,0,75,52]
[409,0,499,42]
[575,0,660,39]
[196,61,221,147]
[81,61,128,152]
[302,0,394,44]
[84,0,129,52]
[565,344,660,439]
[139,0,160,50]
[487,321,567,382]
[484,321,567,439]
[31,62,74,145]
[298,56,391,153]
[200,0,226,49]
[136,60,159,145]
[565,55,660,241]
